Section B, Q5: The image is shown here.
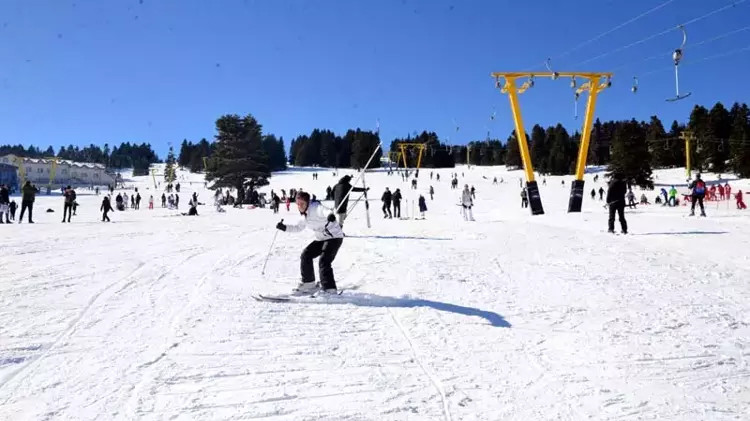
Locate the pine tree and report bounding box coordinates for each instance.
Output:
[164,146,176,183]
[707,102,732,172]
[608,119,653,188]
[546,124,571,175]
[646,116,669,168]
[505,130,522,169]
[688,105,710,170]
[205,114,270,204]
[530,125,548,174]
[178,139,191,167]
[349,129,381,169]
[667,120,685,168]
[729,102,750,177]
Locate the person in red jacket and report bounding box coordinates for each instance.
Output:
[736,190,747,210]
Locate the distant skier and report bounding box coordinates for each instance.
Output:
[590,188,596,200]
[130,195,135,209]
[333,175,367,227]
[668,186,677,206]
[392,188,402,218]
[149,195,154,210]
[175,194,180,209]
[381,187,393,219]
[274,191,344,294]
[62,185,76,223]
[718,184,726,200]
[521,188,528,208]
[411,178,418,190]
[429,185,434,200]
[627,188,636,208]
[736,190,746,209]
[161,193,167,208]
[116,193,125,211]
[461,184,475,221]
[135,193,141,210]
[418,194,427,219]
[470,185,476,199]
[493,177,498,185]
[192,192,198,206]
[101,195,114,222]
[0,184,9,223]
[9,200,17,221]
[436,173,440,182]
[606,173,628,234]
[688,174,707,217]
[19,181,39,223]
[725,183,732,200]
[326,186,333,201]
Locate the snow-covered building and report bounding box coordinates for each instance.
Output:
[0,154,116,190]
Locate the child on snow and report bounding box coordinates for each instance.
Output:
[736,191,746,210]
[418,195,427,219]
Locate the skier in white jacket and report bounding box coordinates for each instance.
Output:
[461,184,475,221]
[275,191,344,294]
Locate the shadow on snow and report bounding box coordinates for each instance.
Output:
[273,292,511,328]
[345,235,452,241]
[632,231,728,236]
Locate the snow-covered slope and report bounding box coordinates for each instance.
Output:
[1,164,748,420]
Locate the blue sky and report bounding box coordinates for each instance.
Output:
[1,0,749,158]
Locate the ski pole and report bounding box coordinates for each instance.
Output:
[261,219,282,275]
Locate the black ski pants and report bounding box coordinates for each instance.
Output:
[521,198,528,208]
[102,209,110,222]
[382,201,392,217]
[393,201,401,218]
[63,202,73,222]
[19,200,33,223]
[608,201,628,233]
[300,238,343,290]
[691,194,705,214]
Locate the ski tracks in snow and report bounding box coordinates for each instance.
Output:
[386,307,452,421]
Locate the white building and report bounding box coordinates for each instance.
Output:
[0,154,116,190]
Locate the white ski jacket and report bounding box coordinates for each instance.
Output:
[461,189,473,207]
[286,201,344,241]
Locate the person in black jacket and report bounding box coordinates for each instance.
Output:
[62,185,76,223]
[0,184,9,223]
[392,188,402,218]
[606,174,628,234]
[381,187,392,219]
[332,175,367,226]
[101,196,114,222]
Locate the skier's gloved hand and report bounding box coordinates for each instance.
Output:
[327,213,336,222]
[276,221,286,231]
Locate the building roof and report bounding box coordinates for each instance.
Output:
[1,154,107,170]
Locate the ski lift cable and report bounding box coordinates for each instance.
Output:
[523,0,677,70]
[554,0,676,62]
[574,0,748,67]
[613,24,750,72]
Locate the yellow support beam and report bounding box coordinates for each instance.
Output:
[680,130,694,179]
[492,70,613,214]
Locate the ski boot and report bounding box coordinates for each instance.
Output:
[293,282,320,295]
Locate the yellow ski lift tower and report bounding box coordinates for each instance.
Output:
[491,71,613,214]
[13,156,26,186]
[396,143,427,170]
[47,157,59,190]
[680,130,695,180]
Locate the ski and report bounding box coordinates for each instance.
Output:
[253,289,345,302]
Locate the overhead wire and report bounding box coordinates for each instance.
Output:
[612,24,750,72]
[574,0,748,67]
[524,0,678,70]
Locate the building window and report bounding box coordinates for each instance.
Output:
[38,168,43,174]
